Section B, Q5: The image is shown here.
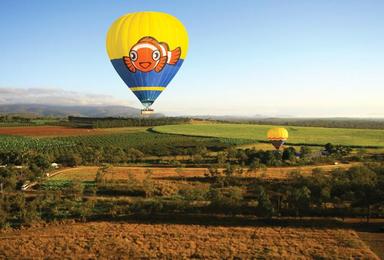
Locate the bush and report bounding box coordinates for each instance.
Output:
[179,186,209,201]
[208,186,244,213]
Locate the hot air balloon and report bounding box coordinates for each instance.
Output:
[106,12,189,115]
[267,127,289,150]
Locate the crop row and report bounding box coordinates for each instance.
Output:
[0,132,252,155]
[0,135,75,152]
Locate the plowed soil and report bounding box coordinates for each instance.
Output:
[0,126,145,137]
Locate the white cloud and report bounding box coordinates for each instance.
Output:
[0,87,130,106]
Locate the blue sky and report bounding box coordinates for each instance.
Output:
[0,0,383,117]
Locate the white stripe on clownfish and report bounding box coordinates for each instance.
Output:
[132,43,158,52]
[167,51,173,63]
[158,44,167,57]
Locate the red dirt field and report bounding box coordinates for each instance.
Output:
[0,126,145,137]
[0,222,378,259]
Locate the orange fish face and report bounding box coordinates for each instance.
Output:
[123,36,181,73]
[129,46,161,72]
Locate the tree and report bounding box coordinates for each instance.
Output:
[253,185,273,218]
[216,152,227,166]
[0,207,8,228]
[66,180,84,200]
[126,148,144,162]
[288,186,311,217]
[300,146,312,159]
[191,153,204,164]
[95,165,109,184]
[142,172,155,198]
[0,168,17,191]
[282,147,296,162]
[224,163,234,177]
[76,199,95,222]
[208,186,244,213]
[57,154,82,167]
[324,143,352,157]
[33,154,50,170]
[205,166,220,178]
[346,166,379,223]
[248,158,261,173]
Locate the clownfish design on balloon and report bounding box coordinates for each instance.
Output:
[106,12,188,114]
[123,37,181,73]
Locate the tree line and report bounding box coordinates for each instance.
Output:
[68,116,191,128]
[219,118,384,130]
[0,163,383,228]
[1,141,381,170]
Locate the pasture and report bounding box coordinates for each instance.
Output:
[49,163,360,183]
[154,123,384,147]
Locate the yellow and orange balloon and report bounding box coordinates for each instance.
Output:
[267,127,289,150]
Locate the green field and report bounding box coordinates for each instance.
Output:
[0,130,251,154]
[0,135,75,152]
[153,123,384,147]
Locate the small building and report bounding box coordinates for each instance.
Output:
[51,163,59,169]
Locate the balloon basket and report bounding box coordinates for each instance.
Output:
[141,108,154,116]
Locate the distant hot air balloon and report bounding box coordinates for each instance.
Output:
[106,12,189,114]
[267,127,289,150]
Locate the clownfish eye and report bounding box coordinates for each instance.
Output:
[130,50,138,61]
[152,50,160,61]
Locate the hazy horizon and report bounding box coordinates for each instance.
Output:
[1,87,383,119]
[1,1,383,117]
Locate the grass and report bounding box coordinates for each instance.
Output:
[153,123,384,147]
[0,221,377,259]
[49,163,360,183]
[41,180,72,190]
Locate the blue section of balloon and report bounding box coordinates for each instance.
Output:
[110,59,184,107]
[132,90,162,107]
[110,59,184,87]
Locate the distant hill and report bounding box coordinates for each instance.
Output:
[0,104,161,117]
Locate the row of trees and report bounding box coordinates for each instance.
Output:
[209,143,354,170]
[0,141,375,171]
[0,163,383,228]
[234,118,384,130]
[68,116,191,128]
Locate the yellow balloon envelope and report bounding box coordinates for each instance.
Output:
[106,12,189,111]
[267,127,289,150]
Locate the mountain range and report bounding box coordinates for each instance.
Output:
[0,104,146,117]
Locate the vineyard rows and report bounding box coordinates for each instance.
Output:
[0,135,75,152]
[0,132,253,155]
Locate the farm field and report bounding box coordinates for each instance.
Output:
[0,129,243,153]
[0,221,378,259]
[50,163,361,182]
[154,123,384,147]
[58,131,245,149]
[0,126,147,137]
